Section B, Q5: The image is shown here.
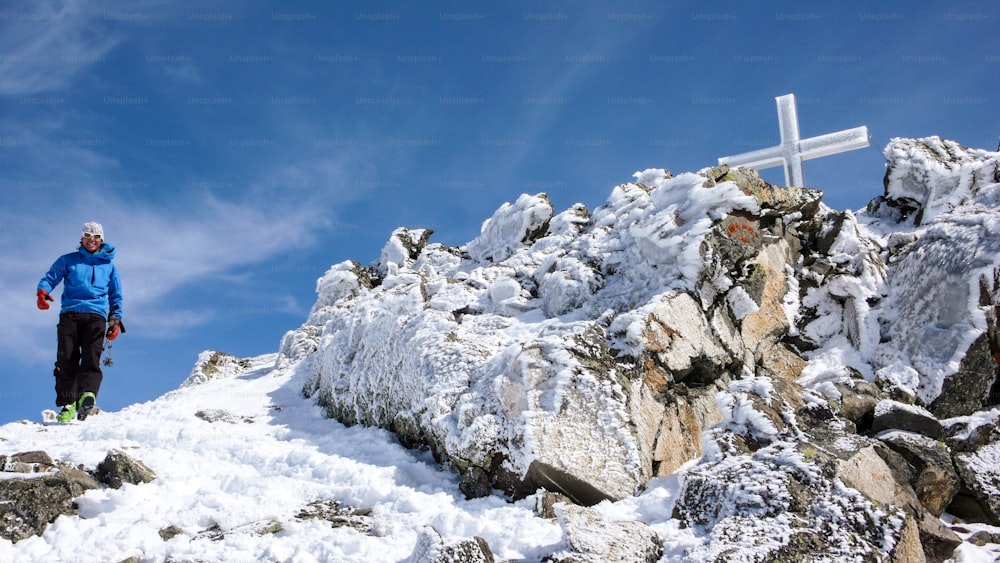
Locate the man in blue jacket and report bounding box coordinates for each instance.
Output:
[37,221,124,422]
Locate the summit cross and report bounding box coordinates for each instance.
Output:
[717,93,870,187]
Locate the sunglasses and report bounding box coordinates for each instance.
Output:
[83,232,102,240]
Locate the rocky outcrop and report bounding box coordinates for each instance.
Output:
[273,137,1000,560]
[870,137,1000,415]
[181,350,251,387]
[0,449,158,542]
[0,452,101,542]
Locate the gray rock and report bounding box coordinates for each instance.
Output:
[929,333,997,418]
[968,530,1000,546]
[95,449,156,489]
[872,444,962,563]
[0,467,100,542]
[550,505,661,563]
[952,441,1000,526]
[877,430,960,517]
[534,490,572,519]
[195,409,253,424]
[793,409,960,563]
[181,350,250,387]
[269,137,1000,562]
[405,527,495,563]
[194,519,283,541]
[523,460,614,507]
[296,499,373,532]
[888,516,927,563]
[834,379,885,430]
[9,451,54,466]
[871,400,944,439]
[674,427,911,562]
[158,524,184,541]
[943,414,998,453]
[1,451,56,474]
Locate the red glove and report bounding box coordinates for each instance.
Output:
[106,318,121,341]
[36,289,54,310]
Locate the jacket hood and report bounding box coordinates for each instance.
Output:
[78,242,116,262]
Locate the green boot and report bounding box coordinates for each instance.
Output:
[76,392,97,421]
[56,403,77,423]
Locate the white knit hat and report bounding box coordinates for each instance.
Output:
[82,221,104,237]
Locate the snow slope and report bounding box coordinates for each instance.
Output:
[0,355,566,562]
[2,350,997,561]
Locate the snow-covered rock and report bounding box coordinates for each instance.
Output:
[181,350,251,387]
[865,137,1000,413]
[265,139,1000,560]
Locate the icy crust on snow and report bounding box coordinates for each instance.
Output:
[297,170,757,487]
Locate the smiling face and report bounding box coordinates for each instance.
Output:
[81,231,102,253]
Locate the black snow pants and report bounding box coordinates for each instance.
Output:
[54,312,105,407]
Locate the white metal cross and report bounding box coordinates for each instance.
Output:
[717,93,870,187]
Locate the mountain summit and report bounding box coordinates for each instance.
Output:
[2,137,999,562]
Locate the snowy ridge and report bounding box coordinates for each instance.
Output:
[293,169,760,499]
[3,137,1000,561]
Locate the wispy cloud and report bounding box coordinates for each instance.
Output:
[0,0,122,95]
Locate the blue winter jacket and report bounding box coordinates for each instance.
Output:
[38,243,123,319]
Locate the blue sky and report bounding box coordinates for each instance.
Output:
[2,0,998,423]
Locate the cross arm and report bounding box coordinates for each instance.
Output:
[798,126,870,161]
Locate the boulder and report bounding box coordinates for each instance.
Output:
[0,466,100,542]
[674,426,913,562]
[181,350,250,387]
[296,499,373,532]
[550,504,662,563]
[272,137,1000,561]
[405,527,495,563]
[96,449,156,489]
[195,409,254,425]
[888,516,926,563]
[871,400,944,439]
[952,440,1000,526]
[194,519,283,541]
[943,412,999,453]
[873,444,963,563]
[876,430,960,516]
[929,332,998,418]
[834,444,899,507]
[1,450,56,473]
[834,378,885,431]
[158,525,185,541]
[800,405,961,562]
[879,136,999,226]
